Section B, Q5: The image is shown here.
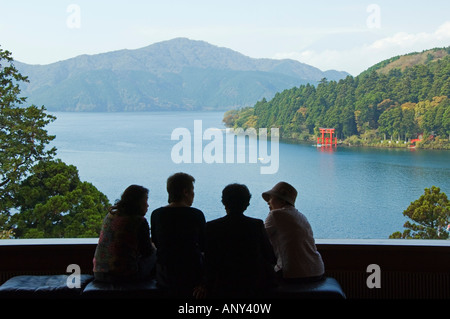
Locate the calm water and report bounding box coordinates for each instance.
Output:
[46,111,450,239]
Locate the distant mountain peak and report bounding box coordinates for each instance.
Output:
[15,38,350,112]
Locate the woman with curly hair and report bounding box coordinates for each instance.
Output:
[93,184,156,283]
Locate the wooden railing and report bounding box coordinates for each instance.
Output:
[1,238,449,299]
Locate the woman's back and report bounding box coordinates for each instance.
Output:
[93,212,152,277]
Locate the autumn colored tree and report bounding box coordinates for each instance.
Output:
[0,229,14,239]
[390,186,450,239]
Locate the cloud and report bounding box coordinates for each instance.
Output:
[370,21,450,50]
[274,21,450,76]
[435,21,450,39]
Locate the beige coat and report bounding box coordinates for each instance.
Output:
[265,206,324,279]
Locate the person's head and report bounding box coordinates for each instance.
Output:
[113,184,149,216]
[221,183,251,215]
[167,172,195,206]
[262,182,297,211]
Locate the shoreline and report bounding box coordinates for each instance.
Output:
[278,137,450,151]
[222,123,450,151]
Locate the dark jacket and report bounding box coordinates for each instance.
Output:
[205,213,277,298]
[150,206,206,293]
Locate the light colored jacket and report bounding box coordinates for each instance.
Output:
[265,206,324,278]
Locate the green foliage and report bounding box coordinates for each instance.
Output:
[390,186,450,239]
[222,109,241,127]
[10,159,110,238]
[224,47,450,149]
[0,47,56,217]
[0,229,14,239]
[1,47,111,238]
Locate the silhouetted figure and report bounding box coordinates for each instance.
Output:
[263,182,325,283]
[150,172,206,297]
[93,185,156,283]
[205,184,277,298]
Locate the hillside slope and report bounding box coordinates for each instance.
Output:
[15,38,349,112]
[224,46,450,148]
[362,47,450,75]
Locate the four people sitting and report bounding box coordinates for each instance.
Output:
[93,173,324,298]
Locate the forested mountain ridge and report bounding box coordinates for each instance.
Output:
[14,38,349,112]
[223,47,450,149]
[362,47,450,75]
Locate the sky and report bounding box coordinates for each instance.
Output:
[1,0,450,76]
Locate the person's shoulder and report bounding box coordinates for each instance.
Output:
[150,206,166,215]
[245,216,267,232]
[189,206,204,214]
[242,214,264,225]
[149,207,166,223]
[284,206,306,219]
[225,214,264,228]
[269,207,288,217]
[138,215,149,224]
[125,215,149,229]
[151,206,163,213]
[118,214,146,222]
[206,215,226,226]
[269,207,300,223]
[188,207,206,218]
[205,216,228,235]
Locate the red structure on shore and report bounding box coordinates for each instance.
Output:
[317,128,337,147]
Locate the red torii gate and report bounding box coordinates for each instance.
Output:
[317,128,337,147]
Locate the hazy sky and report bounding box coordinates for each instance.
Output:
[1,0,449,75]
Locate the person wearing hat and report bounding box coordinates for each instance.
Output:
[262,182,325,283]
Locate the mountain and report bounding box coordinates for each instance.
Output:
[15,38,349,112]
[361,47,450,75]
[223,46,450,146]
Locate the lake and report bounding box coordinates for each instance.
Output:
[46,111,450,239]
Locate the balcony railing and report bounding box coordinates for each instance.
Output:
[1,238,449,299]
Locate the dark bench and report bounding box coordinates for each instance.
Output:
[0,274,94,298]
[81,278,163,299]
[0,274,346,299]
[273,277,346,299]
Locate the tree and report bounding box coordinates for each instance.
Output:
[378,105,403,140]
[0,47,56,224]
[390,186,450,239]
[0,229,14,239]
[222,109,240,127]
[400,104,419,141]
[10,159,110,238]
[443,106,450,140]
[1,48,111,238]
[223,51,450,148]
[340,106,357,138]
